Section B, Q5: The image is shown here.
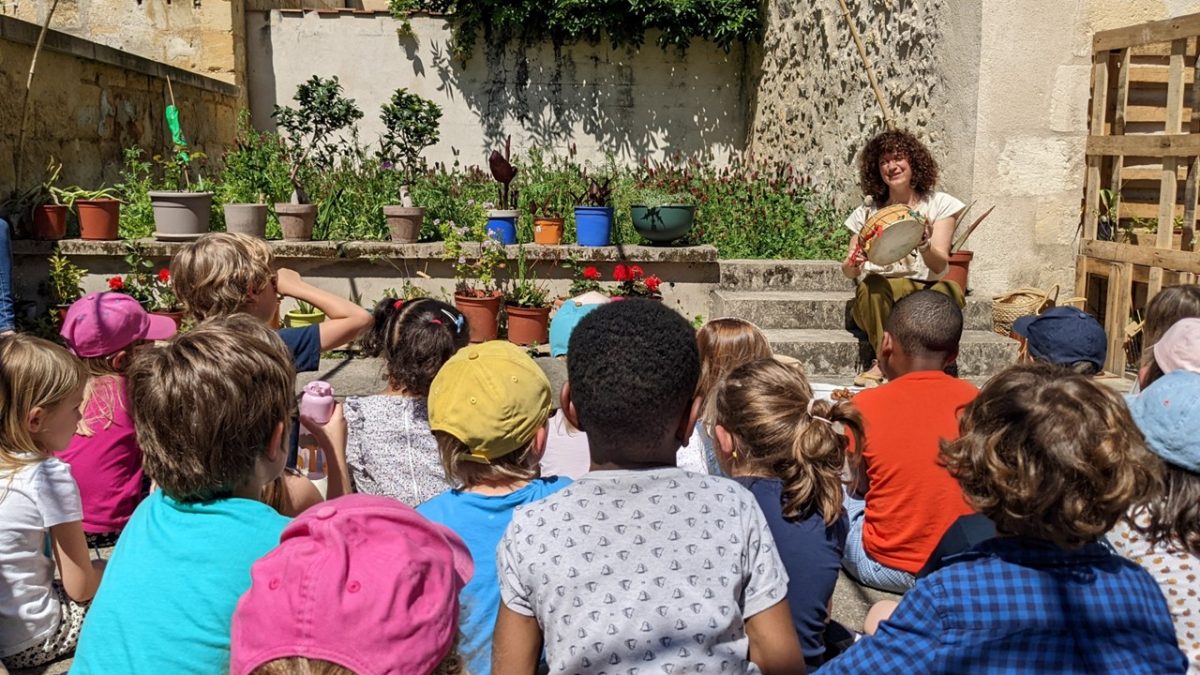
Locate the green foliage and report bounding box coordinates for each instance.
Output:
[154,148,209,192]
[273,76,365,200]
[378,89,443,183]
[115,148,156,240]
[506,245,550,308]
[217,113,293,206]
[443,218,507,295]
[48,251,86,306]
[404,0,762,62]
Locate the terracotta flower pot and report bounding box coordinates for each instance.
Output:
[33,205,68,241]
[455,292,501,343]
[276,203,317,241]
[224,203,268,238]
[77,199,121,240]
[533,217,564,245]
[150,191,213,242]
[945,250,974,294]
[383,205,425,243]
[506,305,550,346]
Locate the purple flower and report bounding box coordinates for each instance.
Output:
[381,160,394,170]
[458,256,467,264]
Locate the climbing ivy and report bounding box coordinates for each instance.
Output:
[391,0,762,61]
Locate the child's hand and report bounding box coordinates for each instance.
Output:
[299,402,340,443]
[274,268,305,299]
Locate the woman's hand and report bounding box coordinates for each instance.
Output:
[842,236,868,279]
[918,216,955,274]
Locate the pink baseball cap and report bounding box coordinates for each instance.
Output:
[1152,317,1200,374]
[60,291,177,358]
[230,494,474,675]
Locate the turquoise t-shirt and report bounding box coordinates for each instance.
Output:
[72,490,289,674]
[417,476,570,675]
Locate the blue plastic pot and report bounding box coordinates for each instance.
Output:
[575,206,614,246]
[486,210,519,245]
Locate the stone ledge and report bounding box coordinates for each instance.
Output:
[0,16,240,98]
[15,239,719,264]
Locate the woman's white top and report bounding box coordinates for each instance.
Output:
[844,191,965,282]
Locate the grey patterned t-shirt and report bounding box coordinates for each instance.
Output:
[498,468,789,674]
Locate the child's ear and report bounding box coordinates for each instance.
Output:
[26,406,47,434]
[713,424,734,458]
[880,332,896,360]
[561,382,583,432]
[265,421,286,464]
[675,396,702,444]
[110,349,131,371]
[1138,363,1151,389]
[530,424,549,463]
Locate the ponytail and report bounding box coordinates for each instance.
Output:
[713,358,862,526]
[361,297,470,396]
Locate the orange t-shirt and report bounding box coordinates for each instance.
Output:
[850,371,978,573]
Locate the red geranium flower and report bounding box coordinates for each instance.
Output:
[108,276,124,291]
[645,275,662,293]
[629,265,645,279]
[613,264,630,282]
[157,268,170,283]
[583,266,601,280]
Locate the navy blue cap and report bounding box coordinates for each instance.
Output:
[1012,306,1107,369]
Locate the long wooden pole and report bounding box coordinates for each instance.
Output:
[14,0,62,191]
[835,0,895,130]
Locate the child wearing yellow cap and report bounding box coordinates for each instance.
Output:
[416,340,571,675]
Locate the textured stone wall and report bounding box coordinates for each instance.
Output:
[0,16,239,196]
[744,0,981,208]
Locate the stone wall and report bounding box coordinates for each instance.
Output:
[245,9,750,166]
[0,15,239,196]
[1,0,245,92]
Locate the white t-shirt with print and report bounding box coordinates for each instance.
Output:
[498,468,789,674]
[0,458,83,656]
[844,191,965,282]
[1110,516,1200,672]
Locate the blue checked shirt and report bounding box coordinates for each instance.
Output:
[822,537,1187,674]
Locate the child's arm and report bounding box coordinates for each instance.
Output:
[275,268,372,351]
[492,604,542,675]
[51,520,105,603]
[745,598,806,675]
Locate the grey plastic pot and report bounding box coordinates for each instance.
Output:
[224,203,268,238]
[276,203,317,241]
[150,191,213,242]
[383,205,425,243]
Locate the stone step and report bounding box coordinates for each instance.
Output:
[763,328,1020,378]
[719,260,848,291]
[711,289,994,331]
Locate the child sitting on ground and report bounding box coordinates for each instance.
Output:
[1012,305,1108,374]
[1112,370,1200,670]
[56,292,176,545]
[418,340,570,675]
[691,317,774,474]
[171,232,371,514]
[1137,317,1200,389]
[494,300,804,675]
[844,290,977,592]
[711,357,860,670]
[541,290,610,479]
[0,335,106,670]
[230,494,473,675]
[823,364,1186,673]
[1131,284,1200,393]
[72,315,299,674]
[339,297,469,505]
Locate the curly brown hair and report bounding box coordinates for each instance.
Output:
[1130,466,1200,557]
[358,298,470,396]
[940,363,1163,549]
[858,129,940,205]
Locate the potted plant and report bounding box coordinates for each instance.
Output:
[285,299,326,328]
[148,267,184,328]
[48,251,86,321]
[486,136,520,245]
[273,76,364,241]
[504,246,551,346]
[108,242,159,310]
[630,187,697,244]
[33,159,68,241]
[149,148,213,242]
[444,219,506,342]
[217,116,292,239]
[610,263,664,300]
[379,88,442,244]
[573,173,615,246]
[528,196,565,245]
[51,186,122,240]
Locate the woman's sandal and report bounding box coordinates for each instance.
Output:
[853,362,886,388]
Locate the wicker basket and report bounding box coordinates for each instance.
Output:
[992,285,1060,336]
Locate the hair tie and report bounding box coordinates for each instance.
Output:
[430,319,443,325]
[807,398,844,434]
[393,299,405,310]
[441,309,464,334]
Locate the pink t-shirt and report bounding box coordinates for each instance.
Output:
[57,376,146,534]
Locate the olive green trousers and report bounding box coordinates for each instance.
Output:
[851,274,966,356]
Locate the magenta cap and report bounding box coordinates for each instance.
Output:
[60,292,177,358]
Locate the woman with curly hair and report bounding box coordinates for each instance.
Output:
[821,363,1187,673]
[841,129,965,386]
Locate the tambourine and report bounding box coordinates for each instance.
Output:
[857,204,927,266]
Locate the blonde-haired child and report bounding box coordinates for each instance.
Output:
[711,357,862,670]
[0,335,105,670]
[57,292,176,542]
[688,317,773,473]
